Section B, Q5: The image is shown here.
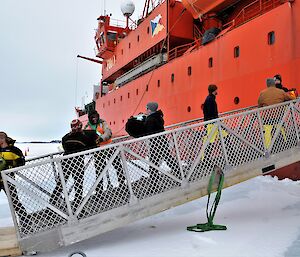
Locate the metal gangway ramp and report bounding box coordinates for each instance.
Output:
[2,99,300,254]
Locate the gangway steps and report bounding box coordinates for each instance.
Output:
[0,227,22,257]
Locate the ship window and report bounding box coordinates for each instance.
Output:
[129,42,131,49]
[171,73,175,83]
[114,98,116,104]
[113,121,116,125]
[157,80,160,87]
[136,89,139,95]
[234,46,240,58]
[147,27,150,34]
[122,119,124,123]
[121,49,123,55]
[188,66,192,76]
[187,106,191,112]
[268,31,275,45]
[208,57,213,68]
[110,122,112,125]
[137,35,140,42]
[120,95,123,101]
[146,85,149,91]
[234,97,240,105]
[128,92,130,98]
[107,31,117,41]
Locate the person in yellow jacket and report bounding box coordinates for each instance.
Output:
[0,132,30,226]
[84,110,126,194]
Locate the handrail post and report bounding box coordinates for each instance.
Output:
[120,146,138,205]
[57,160,76,222]
[217,121,229,168]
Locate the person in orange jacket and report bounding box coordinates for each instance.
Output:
[84,110,127,194]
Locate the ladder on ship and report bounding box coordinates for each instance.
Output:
[2,99,300,254]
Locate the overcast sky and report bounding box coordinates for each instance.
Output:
[0,0,143,142]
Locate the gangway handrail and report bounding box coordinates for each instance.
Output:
[25,104,258,164]
[3,99,300,253]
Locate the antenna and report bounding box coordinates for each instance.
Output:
[104,0,106,15]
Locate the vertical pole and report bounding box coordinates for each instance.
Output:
[57,160,76,221]
[257,109,267,154]
[172,132,184,180]
[291,102,300,145]
[217,121,229,167]
[120,146,137,204]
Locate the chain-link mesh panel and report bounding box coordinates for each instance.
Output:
[188,133,226,183]
[80,147,130,219]
[5,162,67,237]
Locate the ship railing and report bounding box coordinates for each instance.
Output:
[222,0,282,30]
[168,40,200,61]
[24,104,258,163]
[3,98,300,251]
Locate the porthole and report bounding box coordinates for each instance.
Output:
[188,66,192,76]
[234,97,240,105]
[268,31,275,45]
[208,57,213,68]
[171,73,175,83]
[136,89,139,95]
[128,92,130,98]
[157,80,160,87]
[187,106,191,112]
[234,46,240,58]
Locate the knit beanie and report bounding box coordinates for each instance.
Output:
[146,102,158,112]
[70,119,83,132]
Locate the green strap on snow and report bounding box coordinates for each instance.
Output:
[187,166,227,232]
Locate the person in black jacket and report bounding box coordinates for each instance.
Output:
[274,74,296,93]
[0,132,29,223]
[50,119,98,210]
[203,84,218,121]
[144,102,180,179]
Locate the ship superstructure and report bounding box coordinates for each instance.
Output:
[77,0,299,136]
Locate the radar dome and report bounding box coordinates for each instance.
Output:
[121,0,135,17]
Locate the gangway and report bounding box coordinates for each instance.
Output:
[2,99,300,254]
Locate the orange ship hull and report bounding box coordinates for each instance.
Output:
[77,0,300,180]
[82,2,299,134]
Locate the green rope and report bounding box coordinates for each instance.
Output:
[187,166,227,232]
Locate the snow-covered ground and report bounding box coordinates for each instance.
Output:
[1,145,300,257]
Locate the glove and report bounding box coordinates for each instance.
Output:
[0,158,6,171]
[96,137,104,145]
